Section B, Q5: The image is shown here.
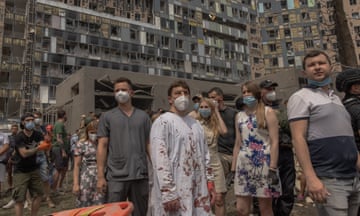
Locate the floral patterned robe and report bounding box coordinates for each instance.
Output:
[150,112,213,216]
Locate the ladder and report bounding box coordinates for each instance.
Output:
[23,0,35,113]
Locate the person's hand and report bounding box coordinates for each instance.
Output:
[38,141,51,151]
[61,149,67,158]
[207,181,216,206]
[307,176,330,203]
[72,184,80,196]
[163,199,181,212]
[267,168,279,185]
[96,176,107,194]
[226,171,235,189]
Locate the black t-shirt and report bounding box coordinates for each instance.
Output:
[218,106,237,155]
[13,130,43,173]
[343,95,360,151]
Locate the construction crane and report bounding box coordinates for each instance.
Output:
[22,0,35,114]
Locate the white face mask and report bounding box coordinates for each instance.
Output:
[115,90,130,104]
[174,95,189,111]
[88,133,97,142]
[34,118,42,126]
[265,91,277,102]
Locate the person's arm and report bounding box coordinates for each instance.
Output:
[150,118,179,206]
[96,136,108,194]
[290,119,329,202]
[215,107,228,135]
[0,143,9,156]
[266,108,279,169]
[231,113,241,171]
[18,146,39,158]
[97,137,108,180]
[72,154,82,195]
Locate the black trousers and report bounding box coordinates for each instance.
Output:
[272,147,296,216]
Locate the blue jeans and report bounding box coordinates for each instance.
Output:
[317,177,360,216]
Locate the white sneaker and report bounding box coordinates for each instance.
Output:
[2,199,15,209]
[24,201,29,209]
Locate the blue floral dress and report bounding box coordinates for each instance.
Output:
[234,110,281,198]
[74,140,104,207]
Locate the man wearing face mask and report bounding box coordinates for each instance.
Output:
[97,77,151,216]
[188,94,202,119]
[260,80,296,216]
[288,50,360,215]
[12,112,50,216]
[150,80,215,215]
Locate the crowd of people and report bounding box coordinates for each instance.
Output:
[1,49,360,216]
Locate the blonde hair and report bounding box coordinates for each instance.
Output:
[79,120,98,141]
[242,81,266,129]
[196,97,221,137]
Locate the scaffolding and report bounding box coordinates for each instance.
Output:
[22,0,35,114]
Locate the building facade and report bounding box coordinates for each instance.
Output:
[0,0,258,120]
[257,0,341,78]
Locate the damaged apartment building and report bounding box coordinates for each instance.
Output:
[1,0,360,121]
[0,0,258,120]
[257,0,360,79]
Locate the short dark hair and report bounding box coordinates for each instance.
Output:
[20,112,34,129]
[114,77,133,90]
[167,80,190,96]
[303,50,331,70]
[57,109,66,119]
[11,124,18,128]
[33,110,42,117]
[208,87,224,97]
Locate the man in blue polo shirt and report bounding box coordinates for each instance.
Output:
[287,50,360,215]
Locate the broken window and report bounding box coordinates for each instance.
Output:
[305,40,314,48]
[282,14,289,23]
[267,30,278,38]
[302,12,310,20]
[271,57,278,66]
[280,0,287,9]
[264,2,271,9]
[304,26,312,36]
[355,26,360,36]
[268,44,276,52]
[284,28,291,37]
[176,39,183,49]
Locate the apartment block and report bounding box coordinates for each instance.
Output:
[339,0,360,65]
[257,0,341,78]
[0,0,27,119]
[0,0,258,120]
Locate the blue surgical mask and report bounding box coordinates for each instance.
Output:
[25,121,35,130]
[199,108,211,118]
[243,96,257,108]
[307,77,332,87]
[193,103,199,111]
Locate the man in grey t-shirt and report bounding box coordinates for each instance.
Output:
[97,77,151,216]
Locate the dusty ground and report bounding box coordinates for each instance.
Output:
[0,172,317,216]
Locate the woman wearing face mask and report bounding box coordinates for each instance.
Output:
[72,120,104,207]
[232,81,281,216]
[196,98,228,216]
